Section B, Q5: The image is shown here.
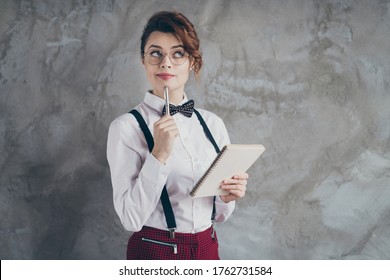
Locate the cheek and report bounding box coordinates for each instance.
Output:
[178,66,191,81]
[144,66,156,80]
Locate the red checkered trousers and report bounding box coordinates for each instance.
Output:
[127,226,220,260]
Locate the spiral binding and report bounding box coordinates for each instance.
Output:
[190,145,229,197]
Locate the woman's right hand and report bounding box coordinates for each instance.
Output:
[151,114,179,164]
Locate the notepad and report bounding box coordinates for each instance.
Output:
[190,144,265,197]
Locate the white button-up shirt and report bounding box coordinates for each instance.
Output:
[107,92,235,233]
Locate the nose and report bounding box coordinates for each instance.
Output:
[160,53,172,69]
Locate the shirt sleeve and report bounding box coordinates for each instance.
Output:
[106,116,169,232]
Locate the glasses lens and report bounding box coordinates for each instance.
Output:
[145,50,163,65]
[169,49,188,65]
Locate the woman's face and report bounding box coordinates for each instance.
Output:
[142,31,192,101]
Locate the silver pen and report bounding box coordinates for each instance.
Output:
[164,86,170,116]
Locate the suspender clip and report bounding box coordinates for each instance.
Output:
[169,228,176,239]
[211,222,215,239]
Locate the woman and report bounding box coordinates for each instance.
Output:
[107,11,248,260]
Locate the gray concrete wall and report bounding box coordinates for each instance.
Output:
[1,0,389,259]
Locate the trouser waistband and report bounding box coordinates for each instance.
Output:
[138,226,215,243]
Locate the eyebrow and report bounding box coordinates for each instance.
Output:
[147,44,185,50]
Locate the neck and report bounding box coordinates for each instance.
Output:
[153,87,184,105]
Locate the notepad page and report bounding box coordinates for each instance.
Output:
[191,144,265,197]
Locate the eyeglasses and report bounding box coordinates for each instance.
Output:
[144,48,189,66]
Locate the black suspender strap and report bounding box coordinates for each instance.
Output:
[193,109,220,222]
[129,109,177,237]
[129,110,154,152]
[193,109,221,154]
[129,108,221,234]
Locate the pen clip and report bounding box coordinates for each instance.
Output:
[164,86,170,116]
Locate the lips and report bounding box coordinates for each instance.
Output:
[157,73,175,80]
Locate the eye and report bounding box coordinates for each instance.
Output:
[149,50,163,58]
[171,50,186,58]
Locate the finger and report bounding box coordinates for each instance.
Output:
[224,189,245,199]
[160,114,173,121]
[155,118,176,129]
[221,178,247,186]
[221,184,246,192]
[232,173,249,180]
[154,115,175,126]
[155,121,178,133]
[164,127,180,137]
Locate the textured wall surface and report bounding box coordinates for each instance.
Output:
[1,0,389,259]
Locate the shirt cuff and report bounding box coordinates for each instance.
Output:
[139,153,170,194]
[216,195,235,206]
[214,195,235,222]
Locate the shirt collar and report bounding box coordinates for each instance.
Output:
[143,90,189,115]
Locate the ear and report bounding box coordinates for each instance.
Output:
[186,55,192,70]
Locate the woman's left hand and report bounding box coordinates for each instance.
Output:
[219,173,249,203]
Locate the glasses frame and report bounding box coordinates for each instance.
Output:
[143,48,190,66]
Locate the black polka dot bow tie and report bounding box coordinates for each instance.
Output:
[162,99,195,117]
